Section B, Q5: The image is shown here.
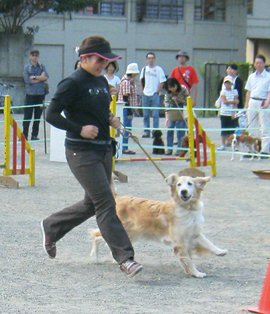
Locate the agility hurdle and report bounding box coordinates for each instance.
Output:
[186,96,216,176]
[0,96,35,188]
[113,96,216,176]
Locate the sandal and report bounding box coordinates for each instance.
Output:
[123,150,136,155]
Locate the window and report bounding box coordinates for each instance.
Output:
[136,0,184,22]
[78,0,125,16]
[247,0,253,15]
[194,0,225,21]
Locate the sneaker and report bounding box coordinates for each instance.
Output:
[119,259,143,278]
[217,145,226,151]
[31,136,40,141]
[40,221,56,259]
[142,133,150,138]
[165,150,173,155]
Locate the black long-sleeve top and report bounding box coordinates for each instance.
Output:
[46,67,113,151]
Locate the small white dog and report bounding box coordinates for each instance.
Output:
[90,175,227,278]
[229,134,261,161]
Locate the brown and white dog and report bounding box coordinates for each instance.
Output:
[90,175,227,278]
[229,134,261,161]
[179,135,203,157]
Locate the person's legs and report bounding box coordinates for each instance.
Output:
[32,95,44,138]
[259,109,270,154]
[247,99,260,138]
[176,119,186,148]
[23,95,35,140]
[122,108,133,152]
[43,149,134,264]
[142,95,151,136]
[152,94,160,130]
[166,119,175,153]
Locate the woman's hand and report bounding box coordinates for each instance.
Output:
[80,125,99,139]
[109,85,118,96]
[109,116,121,130]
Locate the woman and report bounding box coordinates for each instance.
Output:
[218,63,243,129]
[218,63,243,109]
[104,61,121,89]
[118,63,140,154]
[40,35,143,278]
[164,78,189,156]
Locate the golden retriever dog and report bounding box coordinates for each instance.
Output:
[229,134,261,161]
[90,175,227,278]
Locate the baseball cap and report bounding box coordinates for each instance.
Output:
[223,76,233,84]
[126,63,140,74]
[175,50,189,61]
[30,49,40,55]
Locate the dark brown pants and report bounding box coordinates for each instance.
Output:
[43,148,134,264]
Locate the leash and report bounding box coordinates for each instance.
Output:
[111,112,167,179]
[120,128,167,179]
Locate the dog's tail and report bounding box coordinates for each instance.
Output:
[110,173,118,197]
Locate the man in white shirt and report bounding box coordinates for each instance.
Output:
[139,52,166,138]
[245,54,270,157]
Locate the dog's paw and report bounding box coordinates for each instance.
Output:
[194,271,207,278]
[216,249,227,256]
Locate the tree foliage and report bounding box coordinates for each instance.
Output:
[0,0,98,33]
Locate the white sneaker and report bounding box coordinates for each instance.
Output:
[217,145,226,151]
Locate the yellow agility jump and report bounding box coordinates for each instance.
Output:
[0,95,35,188]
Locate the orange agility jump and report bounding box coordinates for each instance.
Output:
[0,95,35,188]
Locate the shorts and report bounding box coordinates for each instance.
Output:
[220,115,235,137]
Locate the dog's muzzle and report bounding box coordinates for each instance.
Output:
[180,190,191,202]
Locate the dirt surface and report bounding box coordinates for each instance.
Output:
[1,115,270,314]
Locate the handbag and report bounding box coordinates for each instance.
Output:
[169,109,183,122]
[215,96,221,108]
[44,81,50,95]
[140,67,146,89]
[38,63,50,95]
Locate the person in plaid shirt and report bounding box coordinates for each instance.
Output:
[118,63,140,154]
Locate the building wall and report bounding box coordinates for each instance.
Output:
[247,0,270,63]
[22,0,247,107]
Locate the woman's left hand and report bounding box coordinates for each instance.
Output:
[109,116,121,130]
[109,85,118,95]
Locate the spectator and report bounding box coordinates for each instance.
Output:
[104,61,121,89]
[23,49,49,140]
[244,54,270,157]
[170,50,199,107]
[139,52,166,138]
[218,63,243,109]
[118,63,140,154]
[163,78,189,155]
[217,76,239,151]
[40,35,143,278]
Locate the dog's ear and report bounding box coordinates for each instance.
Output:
[165,174,178,186]
[194,176,211,190]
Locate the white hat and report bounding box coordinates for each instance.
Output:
[126,63,140,74]
[223,75,233,84]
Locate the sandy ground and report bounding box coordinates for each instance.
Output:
[1,114,270,314]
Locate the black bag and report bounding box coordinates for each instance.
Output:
[141,67,146,89]
[44,81,50,95]
[111,137,118,156]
